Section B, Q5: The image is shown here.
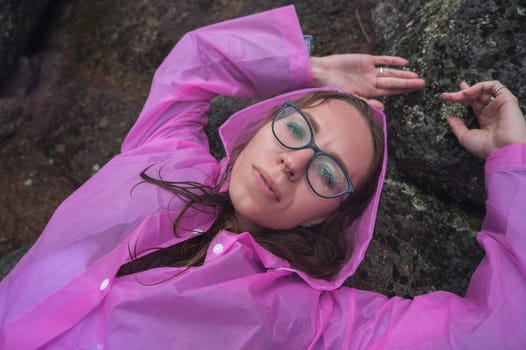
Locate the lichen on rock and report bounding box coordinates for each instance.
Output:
[374,0,526,207]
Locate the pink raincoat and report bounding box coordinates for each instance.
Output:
[1,6,525,349]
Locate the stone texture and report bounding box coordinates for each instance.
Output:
[0,97,25,143]
[348,176,484,297]
[0,0,51,85]
[373,0,526,207]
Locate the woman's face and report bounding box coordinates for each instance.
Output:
[229,99,374,231]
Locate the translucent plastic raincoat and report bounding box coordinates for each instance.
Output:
[1,5,525,349]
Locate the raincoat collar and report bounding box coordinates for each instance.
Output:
[219,88,388,290]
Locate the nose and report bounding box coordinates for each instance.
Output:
[279,148,313,182]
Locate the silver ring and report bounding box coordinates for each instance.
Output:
[493,84,506,95]
[378,67,384,77]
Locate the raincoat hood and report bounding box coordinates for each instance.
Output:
[219,87,387,290]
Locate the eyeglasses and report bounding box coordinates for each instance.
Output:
[271,100,354,199]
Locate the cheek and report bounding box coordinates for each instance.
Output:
[229,154,249,197]
[230,136,260,177]
[314,199,341,220]
[293,185,340,220]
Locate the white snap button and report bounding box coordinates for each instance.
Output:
[193,228,204,235]
[213,243,224,254]
[99,278,110,291]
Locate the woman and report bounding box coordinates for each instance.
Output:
[1,6,525,349]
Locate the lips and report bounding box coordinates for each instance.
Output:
[252,166,281,202]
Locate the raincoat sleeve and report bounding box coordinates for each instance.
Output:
[121,5,312,152]
[330,144,526,349]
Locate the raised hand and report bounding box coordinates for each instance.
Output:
[311,54,425,109]
[441,81,526,158]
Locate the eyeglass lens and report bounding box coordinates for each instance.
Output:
[273,105,349,197]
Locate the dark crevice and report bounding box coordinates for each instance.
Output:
[24,0,65,55]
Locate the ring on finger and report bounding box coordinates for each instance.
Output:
[378,67,384,77]
[493,84,506,95]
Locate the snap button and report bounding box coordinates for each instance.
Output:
[99,278,110,291]
[213,243,224,254]
[193,228,205,235]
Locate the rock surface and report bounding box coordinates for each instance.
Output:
[0,0,523,299]
[373,0,526,207]
[354,0,526,296]
[0,0,51,84]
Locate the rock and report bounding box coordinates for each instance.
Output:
[0,0,51,86]
[373,0,526,207]
[348,177,484,297]
[207,96,256,160]
[0,245,30,281]
[0,97,25,143]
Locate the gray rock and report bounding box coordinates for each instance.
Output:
[0,0,51,86]
[348,176,484,297]
[0,97,26,143]
[207,96,257,160]
[373,0,526,207]
[0,245,30,281]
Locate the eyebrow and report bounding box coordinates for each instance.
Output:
[302,111,319,133]
[302,110,351,176]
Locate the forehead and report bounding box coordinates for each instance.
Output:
[301,99,374,183]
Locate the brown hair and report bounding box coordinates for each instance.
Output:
[117,91,384,280]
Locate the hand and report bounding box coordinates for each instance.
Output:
[311,54,425,109]
[441,80,526,158]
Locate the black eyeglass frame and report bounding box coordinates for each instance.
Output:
[271,100,355,199]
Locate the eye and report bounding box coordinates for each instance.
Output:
[317,162,336,188]
[286,121,307,141]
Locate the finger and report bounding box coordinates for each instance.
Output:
[373,56,409,67]
[459,80,470,90]
[380,68,421,79]
[443,80,502,100]
[376,77,426,91]
[479,94,495,107]
[366,99,385,110]
[442,81,512,108]
[488,83,518,106]
[447,117,470,144]
[448,118,488,158]
[440,81,470,101]
[471,100,486,114]
[441,90,487,115]
[463,81,503,98]
[441,81,482,100]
